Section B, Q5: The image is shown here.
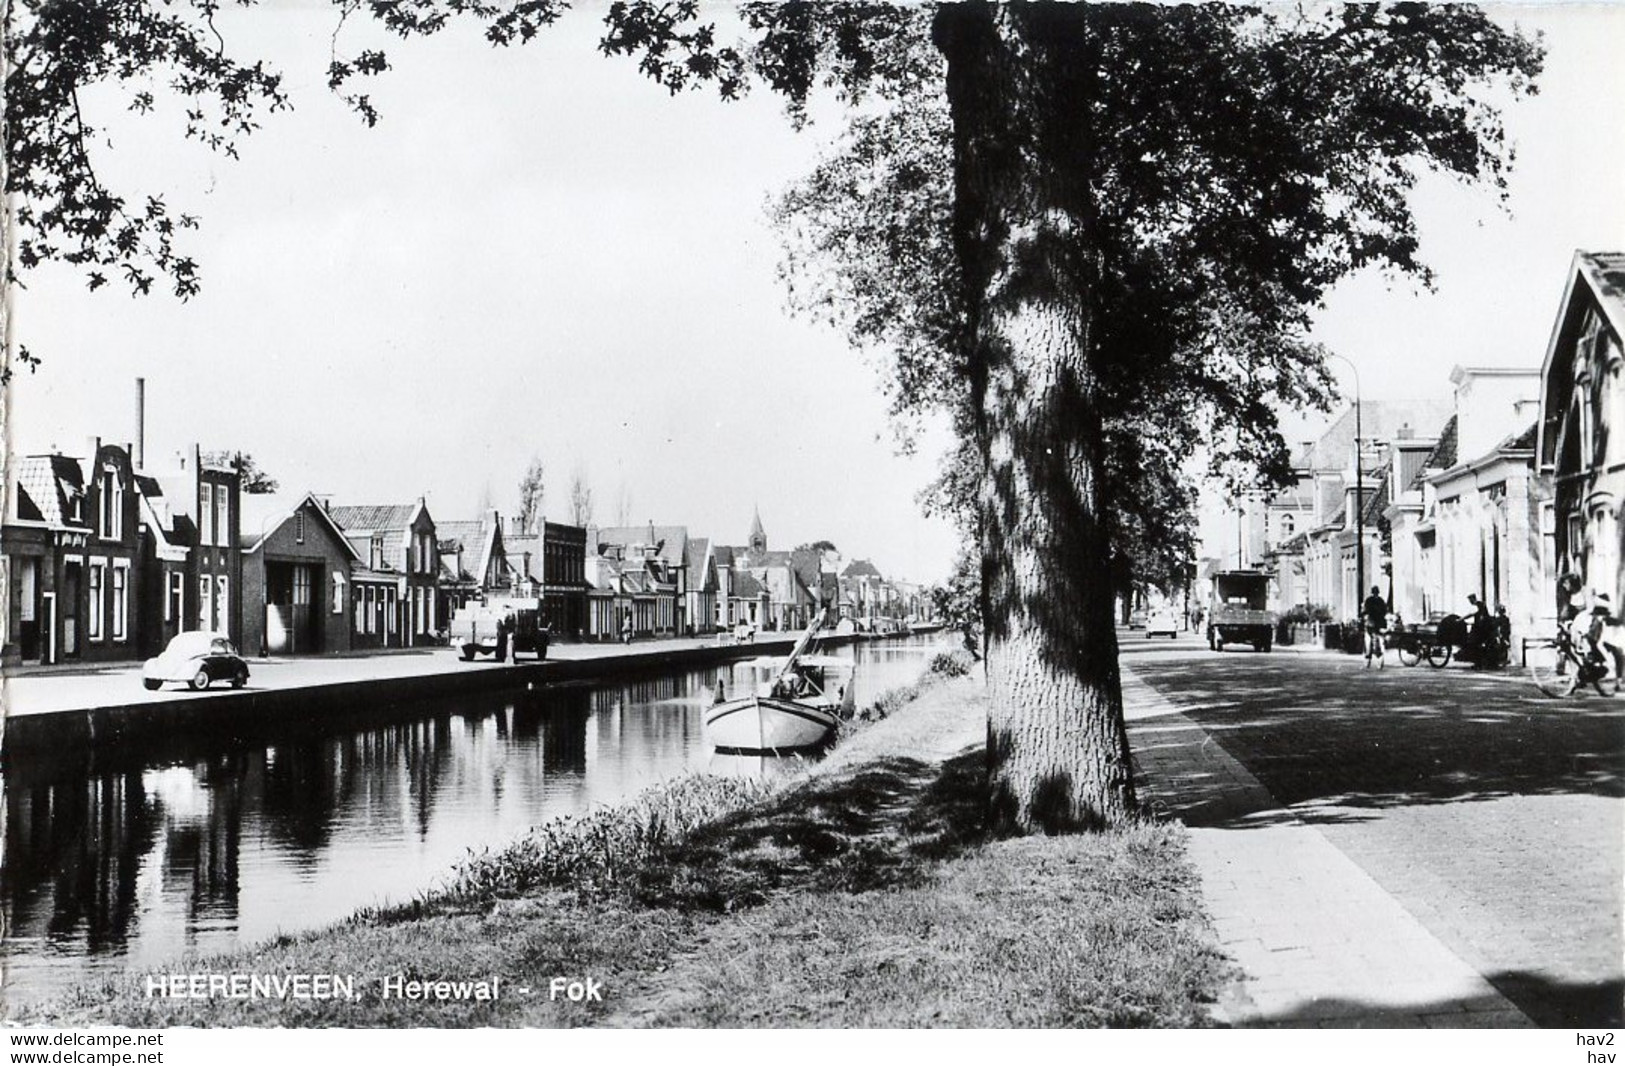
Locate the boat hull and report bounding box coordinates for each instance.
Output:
[704,694,840,753]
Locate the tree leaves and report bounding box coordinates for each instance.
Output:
[6,0,287,303]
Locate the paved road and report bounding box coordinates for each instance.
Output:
[1120,627,1623,1027]
[2,635,796,718]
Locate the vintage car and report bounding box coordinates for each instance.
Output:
[142,631,250,691]
[1145,608,1181,639]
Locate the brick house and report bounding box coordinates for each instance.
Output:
[4,442,149,664]
[329,500,440,647]
[507,520,591,640]
[238,493,361,655]
[149,445,244,651]
[1537,250,1625,614]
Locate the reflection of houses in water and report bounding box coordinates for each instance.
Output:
[543,698,591,776]
[148,759,245,931]
[4,773,159,957]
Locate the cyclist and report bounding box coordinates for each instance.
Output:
[1361,585,1390,669]
[1585,591,1622,680]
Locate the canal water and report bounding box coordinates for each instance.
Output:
[0,636,943,1012]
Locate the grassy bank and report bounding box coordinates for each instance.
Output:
[26,657,1229,1028]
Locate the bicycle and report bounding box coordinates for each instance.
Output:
[1363,623,1387,668]
[1527,620,1621,698]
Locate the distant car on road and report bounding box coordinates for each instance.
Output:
[1127,609,1148,630]
[143,631,249,691]
[1145,609,1180,639]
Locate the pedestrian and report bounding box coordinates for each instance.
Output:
[621,609,633,645]
[1464,594,1492,667]
[1361,585,1389,668]
[495,610,513,663]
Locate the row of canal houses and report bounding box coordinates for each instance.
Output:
[1227,250,1624,653]
[2,434,929,665]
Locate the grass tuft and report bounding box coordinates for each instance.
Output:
[443,774,782,905]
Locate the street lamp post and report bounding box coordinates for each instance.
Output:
[1327,354,1364,616]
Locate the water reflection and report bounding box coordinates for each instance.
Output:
[1,636,938,1010]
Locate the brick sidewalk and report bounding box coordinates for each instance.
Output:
[1123,664,1532,1027]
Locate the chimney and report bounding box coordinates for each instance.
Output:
[86,436,101,462]
[134,377,145,469]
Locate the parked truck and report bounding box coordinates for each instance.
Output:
[449,596,551,663]
[1206,570,1277,653]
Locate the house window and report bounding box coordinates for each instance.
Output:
[332,572,345,614]
[88,561,105,640]
[215,484,230,547]
[1593,507,1619,598]
[355,585,366,632]
[214,576,229,636]
[199,576,212,630]
[199,486,214,546]
[293,567,311,606]
[99,468,122,540]
[167,572,184,623]
[112,563,129,641]
[370,536,385,571]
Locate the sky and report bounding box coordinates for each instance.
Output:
[7,3,1623,585]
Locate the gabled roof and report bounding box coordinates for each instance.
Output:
[17,454,88,529]
[1409,415,1458,490]
[740,548,793,568]
[842,558,883,580]
[593,524,689,566]
[328,503,420,534]
[732,570,765,598]
[685,536,717,592]
[1538,250,1625,467]
[239,492,362,559]
[1294,400,1456,472]
[436,515,506,586]
[790,547,823,593]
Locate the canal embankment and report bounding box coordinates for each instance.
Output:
[22,656,1228,1028]
[1,635,805,757]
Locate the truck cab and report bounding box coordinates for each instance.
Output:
[1207,571,1277,653]
[449,596,551,663]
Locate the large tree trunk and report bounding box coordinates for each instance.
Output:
[935,3,1135,833]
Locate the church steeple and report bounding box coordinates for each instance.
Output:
[749,506,767,554]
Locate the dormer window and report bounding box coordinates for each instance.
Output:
[371,536,385,571]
